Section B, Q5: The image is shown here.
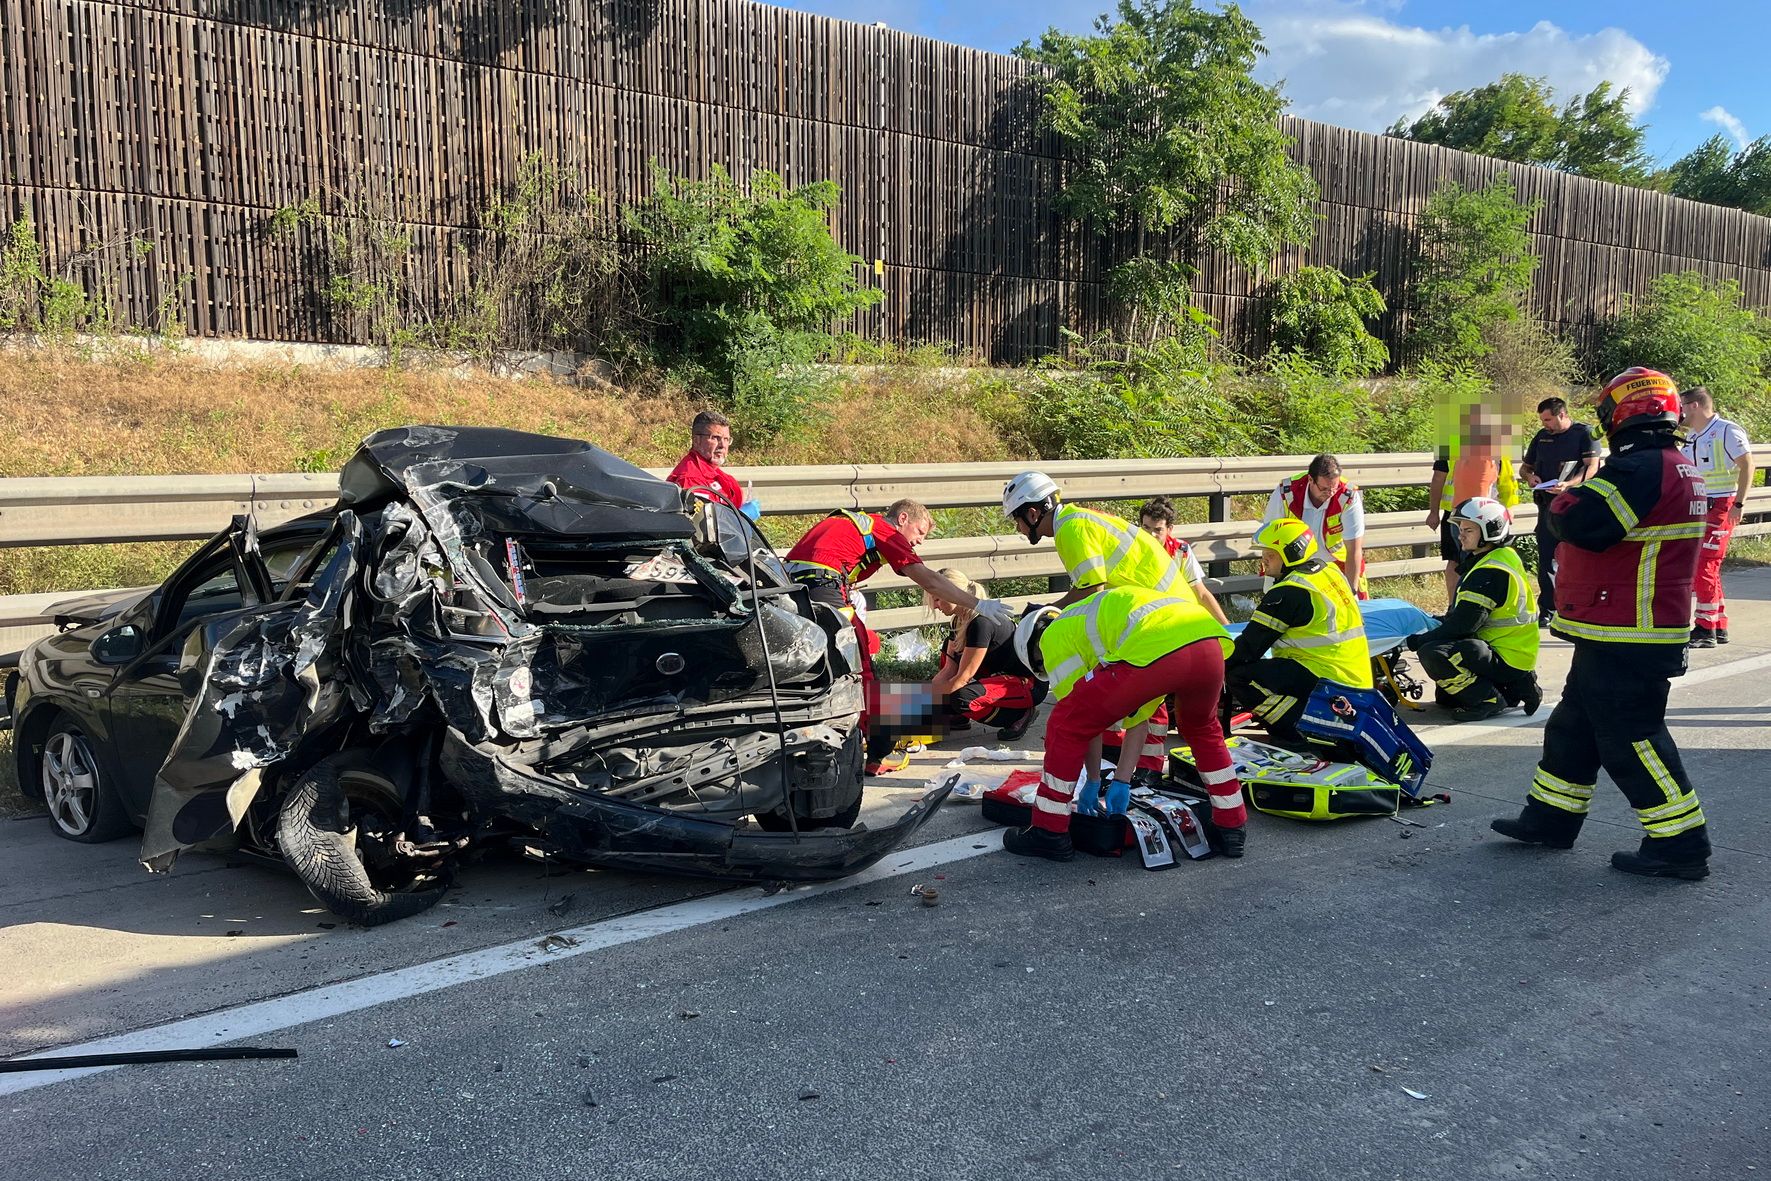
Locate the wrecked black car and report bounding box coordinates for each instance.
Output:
[8,427,950,924]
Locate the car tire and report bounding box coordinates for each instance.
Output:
[41,716,134,843]
[275,752,448,927]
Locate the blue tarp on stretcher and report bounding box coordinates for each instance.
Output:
[1226,596,1434,656]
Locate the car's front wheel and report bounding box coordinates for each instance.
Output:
[41,717,134,843]
[275,752,449,926]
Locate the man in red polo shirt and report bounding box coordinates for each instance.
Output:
[666,410,744,510]
[786,500,1016,774]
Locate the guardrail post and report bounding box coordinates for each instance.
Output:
[1207,492,1231,579]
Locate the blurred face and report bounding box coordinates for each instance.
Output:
[692,422,732,464]
[1259,548,1284,579]
[895,514,933,547]
[1138,515,1171,543]
[932,599,958,618]
[1457,519,1483,552]
[1538,409,1570,433]
[1679,396,1709,426]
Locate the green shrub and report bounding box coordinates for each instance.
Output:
[1021,332,1258,460]
[625,164,882,443]
[1598,271,1771,432]
[1264,267,1388,376]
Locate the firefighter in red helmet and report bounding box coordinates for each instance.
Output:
[1491,368,1714,879]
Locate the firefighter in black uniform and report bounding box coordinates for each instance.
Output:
[1492,368,1714,879]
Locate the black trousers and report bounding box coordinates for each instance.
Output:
[1533,511,1559,613]
[1522,641,1709,851]
[1225,657,1320,737]
[1415,637,1534,707]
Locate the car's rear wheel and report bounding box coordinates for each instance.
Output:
[41,718,134,843]
[276,752,448,926]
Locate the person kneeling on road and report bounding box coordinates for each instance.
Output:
[1405,497,1543,722]
[1002,587,1249,863]
[924,569,1044,742]
[1225,519,1372,744]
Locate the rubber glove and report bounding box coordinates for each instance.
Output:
[1103,778,1131,815]
[1073,779,1103,816]
[974,598,1016,627]
[740,498,761,522]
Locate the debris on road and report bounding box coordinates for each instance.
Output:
[537,934,581,952]
[798,1089,820,1101]
[909,883,940,907]
[1402,1087,1429,1100]
[546,893,577,918]
[386,1039,406,1049]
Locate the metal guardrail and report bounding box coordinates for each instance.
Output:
[2,452,1768,649]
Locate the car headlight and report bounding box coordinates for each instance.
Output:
[833,625,862,674]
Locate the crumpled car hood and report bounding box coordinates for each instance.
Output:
[338,425,693,541]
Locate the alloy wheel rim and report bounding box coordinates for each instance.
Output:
[43,731,99,836]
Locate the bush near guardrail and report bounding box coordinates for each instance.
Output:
[2,451,1768,650]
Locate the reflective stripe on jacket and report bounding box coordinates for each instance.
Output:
[1254,563,1374,688]
[1040,586,1229,707]
[1552,451,1707,645]
[1459,544,1540,669]
[1053,504,1196,599]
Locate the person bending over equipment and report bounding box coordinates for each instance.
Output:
[1225,519,1372,743]
[924,569,1044,742]
[1405,497,1543,722]
[1003,587,1249,862]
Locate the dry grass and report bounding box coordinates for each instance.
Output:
[0,350,1030,596]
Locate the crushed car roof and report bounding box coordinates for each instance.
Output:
[337,425,694,539]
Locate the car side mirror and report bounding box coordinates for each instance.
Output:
[91,625,144,666]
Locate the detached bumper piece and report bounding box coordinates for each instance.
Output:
[463,745,954,881]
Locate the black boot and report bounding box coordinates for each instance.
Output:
[996,709,1036,743]
[1516,675,1543,717]
[1689,627,1716,649]
[1450,697,1507,722]
[1490,802,1581,849]
[1214,825,1246,859]
[1716,627,1730,645]
[1611,830,1711,881]
[1002,825,1074,862]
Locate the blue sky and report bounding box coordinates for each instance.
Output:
[777,0,1769,166]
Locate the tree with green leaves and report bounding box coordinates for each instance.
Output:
[1388,74,1651,184]
[1017,0,1317,336]
[1407,174,1540,366]
[1660,134,1771,216]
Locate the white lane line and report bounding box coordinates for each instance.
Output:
[0,831,1002,1097]
[1415,648,1771,747]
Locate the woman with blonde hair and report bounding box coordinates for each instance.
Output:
[922,568,1044,741]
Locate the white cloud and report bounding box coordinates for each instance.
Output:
[1248,2,1670,135]
[1699,105,1749,151]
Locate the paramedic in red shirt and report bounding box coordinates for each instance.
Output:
[786,500,1016,774]
[1136,496,1229,624]
[665,410,744,509]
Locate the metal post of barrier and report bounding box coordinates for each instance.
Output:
[1207,492,1231,578]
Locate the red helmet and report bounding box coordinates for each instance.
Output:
[1595,367,1680,437]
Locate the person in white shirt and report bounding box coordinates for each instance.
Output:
[1261,454,1368,597]
[1679,387,1754,647]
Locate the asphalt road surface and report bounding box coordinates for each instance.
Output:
[4,572,1770,1180]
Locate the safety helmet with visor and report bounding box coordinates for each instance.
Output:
[1253,518,1318,568]
[1450,496,1512,547]
[1002,471,1060,544]
[1594,367,1680,438]
[1013,604,1061,681]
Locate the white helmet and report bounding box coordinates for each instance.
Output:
[1014,604,1061,681]
[1002,471,1060,520]
[1451,496,1512,546]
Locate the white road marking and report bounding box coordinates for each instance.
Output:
[0,831,1002,1096]
[1415,648,1771,747]
[9,648,1770,1097]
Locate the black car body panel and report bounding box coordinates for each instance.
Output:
[15,426,944,897]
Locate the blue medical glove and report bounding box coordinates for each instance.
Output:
[1074,779,1103,816]
[1103,778,1131,815]
[740,499,762,522]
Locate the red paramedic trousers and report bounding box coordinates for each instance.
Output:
[1031,639,1247,833]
